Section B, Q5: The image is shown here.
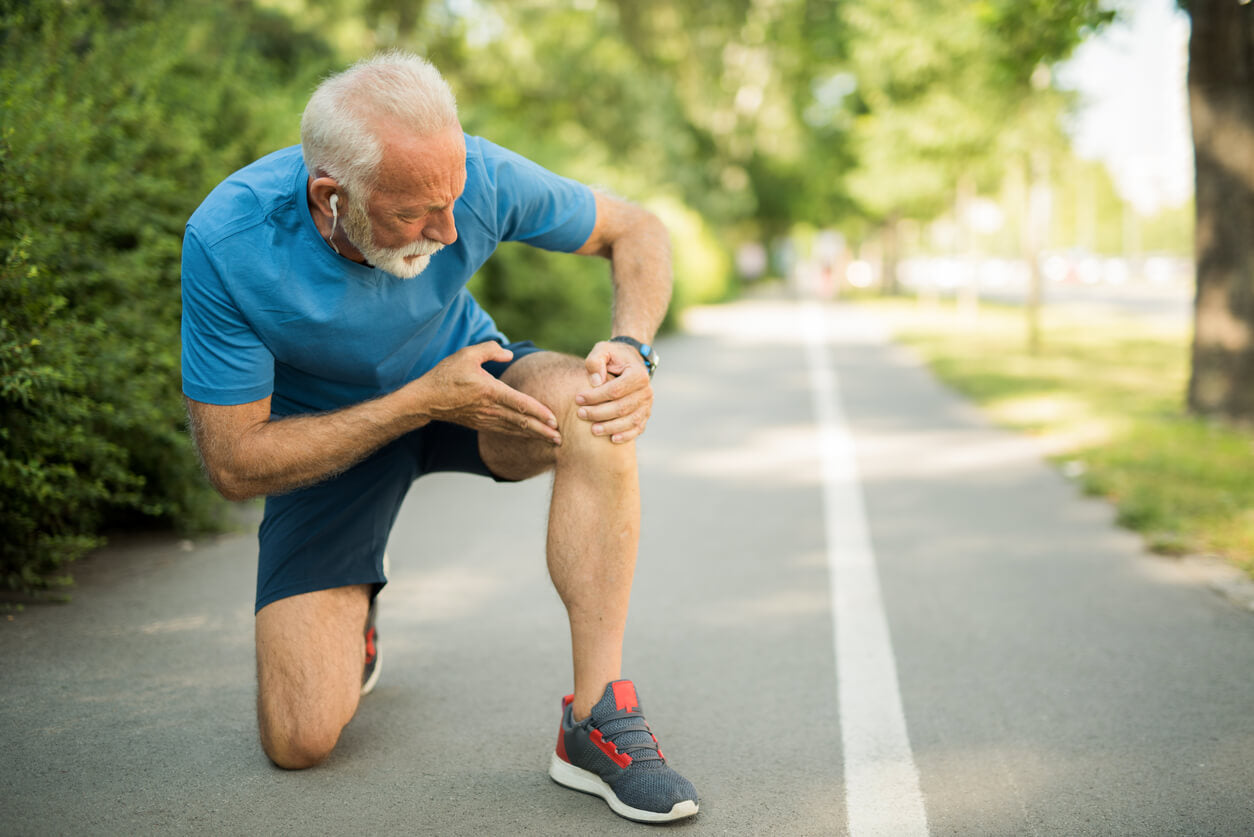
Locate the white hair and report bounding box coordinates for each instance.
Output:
[300,50,459,198]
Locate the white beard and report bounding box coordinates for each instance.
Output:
[341,196,444,279]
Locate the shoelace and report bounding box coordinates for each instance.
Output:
[594,708,665,765]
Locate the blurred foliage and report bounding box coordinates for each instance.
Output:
[841,0,1112,226]
[0,0,334,593]
[2,0,1120,592]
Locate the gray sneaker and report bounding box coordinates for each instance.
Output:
[361,598,380,696]
[548,679,699,822]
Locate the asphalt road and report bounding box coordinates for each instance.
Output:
[2,297,1252,836]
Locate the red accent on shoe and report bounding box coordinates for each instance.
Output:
[652,733,665,761]
[590,728,633,768]
[555,694,574,763]
[611,680,639,713]
[556,727,570,763]
[364,627,377,662]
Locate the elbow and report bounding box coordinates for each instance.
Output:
[185,401,268,502]
[215,482,257,504]
[202,461,259,503]
[216,476,259,504]
[638,207,670,249]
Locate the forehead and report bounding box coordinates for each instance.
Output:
[371,124,466,204]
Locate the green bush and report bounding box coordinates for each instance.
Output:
[0,0,711,596]
[469,243,615,355]
[0,0,333,593]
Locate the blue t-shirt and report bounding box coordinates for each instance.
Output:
[180,135,596,415]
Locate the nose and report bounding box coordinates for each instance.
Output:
[424,206,458,247]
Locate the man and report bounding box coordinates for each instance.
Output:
[180,51,698,823]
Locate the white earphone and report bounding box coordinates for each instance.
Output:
[327,193,341,255]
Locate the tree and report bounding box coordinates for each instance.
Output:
[837,0,1110,295]
[0,0,335,593]
[1183,0,1254,421]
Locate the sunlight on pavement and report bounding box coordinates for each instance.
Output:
[669,423,822,485]
[855,428,1102,481]
[383,564,508,626]
[680,299,1091,482]
[137,615,213,635]
[683,299,890,346]
[691,586,832,627]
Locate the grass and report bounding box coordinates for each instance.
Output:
[850,295,1254,578]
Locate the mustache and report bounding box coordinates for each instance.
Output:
[405,238,444,257]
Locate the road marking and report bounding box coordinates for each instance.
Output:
[802,302,930,837]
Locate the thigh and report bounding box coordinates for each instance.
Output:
[255,340,553,611]
[255,583,371,766]
[479,350,586,482]
[256,436,418,613]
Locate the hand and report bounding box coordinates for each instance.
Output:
[415,342,561,444]
[576,340,654,444]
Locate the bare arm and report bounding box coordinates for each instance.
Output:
[188,341,561,501]
[575,191,672,343]
[571,192,673,444]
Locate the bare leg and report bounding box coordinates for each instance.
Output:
[481,352,639,720]
[255,584,371,768]
[548,421,638,720]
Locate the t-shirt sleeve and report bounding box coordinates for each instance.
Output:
[180,227,275,405]
[485,141,597,253]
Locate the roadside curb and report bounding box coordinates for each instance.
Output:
[1180,554,1254,613]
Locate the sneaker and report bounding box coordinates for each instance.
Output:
[548,679,699,822]
[361,597,381,696]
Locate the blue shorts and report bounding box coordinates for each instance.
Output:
[254,340,543,612]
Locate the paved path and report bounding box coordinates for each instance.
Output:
[3,298,1252,836]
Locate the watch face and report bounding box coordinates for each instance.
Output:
[643,346,658,376]
[612,336,658,375]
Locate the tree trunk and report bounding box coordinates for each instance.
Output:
[880,213,901,295]
[1187,0,1254,420]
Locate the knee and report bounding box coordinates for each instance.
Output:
[554,386,637,466]
[503,353,640,470]
[259,718,343,770]
[256,685,356,770]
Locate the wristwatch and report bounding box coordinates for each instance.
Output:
[610,335,660,378]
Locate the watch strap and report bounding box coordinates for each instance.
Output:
[610,335,657,377]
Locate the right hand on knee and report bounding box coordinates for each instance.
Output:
[411,342,561,444]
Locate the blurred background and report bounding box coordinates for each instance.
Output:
[5,0,1248,595]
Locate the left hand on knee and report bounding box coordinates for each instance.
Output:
[576,341,654,444]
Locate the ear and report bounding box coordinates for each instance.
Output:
[308,176,341,219]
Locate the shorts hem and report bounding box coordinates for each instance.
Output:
[255,573,387,614]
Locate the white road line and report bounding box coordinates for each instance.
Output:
[802,302,930,837]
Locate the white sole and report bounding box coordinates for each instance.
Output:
[548,752,700,823]
[360,651,381,696]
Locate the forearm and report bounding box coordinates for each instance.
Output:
[191,385,428,501]
[607,213,673,342]
[190,340,559,501]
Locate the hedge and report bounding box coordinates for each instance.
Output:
[0,0,333,593]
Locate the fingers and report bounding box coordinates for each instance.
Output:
[584,350,608,389]
[465,340,515,365]
[574,362,652,444]
[489,377,560,436]
[575,384,648,424]
[579,399,652,443]
[584,339,641,388]
[423,344,560,443]
[575,360,649,407]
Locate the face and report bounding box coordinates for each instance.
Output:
[340,124,466,279]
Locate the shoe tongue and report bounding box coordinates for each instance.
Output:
[591,680,643,719]
[590,680,658,758]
